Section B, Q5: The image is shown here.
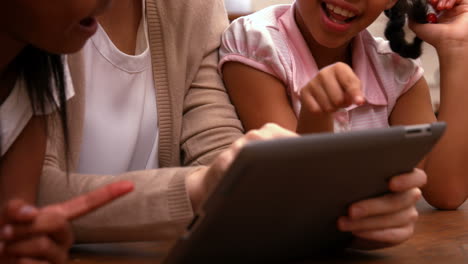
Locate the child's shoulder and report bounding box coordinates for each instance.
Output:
[228,4,292,33]
[358,31,423,94]
[360,31,395,55]
[360,30,422,71]
[221,5,293,60]
[361,31,419,62]
[219,5,294,87]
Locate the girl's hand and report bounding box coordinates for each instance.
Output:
[300,62,365,114]
[186,123,298,210]
[0,181,134,264]
[410,0,468,51]
[297,62,365,133]
[337,169,427,250]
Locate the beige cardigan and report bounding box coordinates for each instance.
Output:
[38,0,243,242]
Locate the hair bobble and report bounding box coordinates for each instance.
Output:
[384,0,426,59]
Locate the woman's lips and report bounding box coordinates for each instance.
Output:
[80,17,97,28]
[76,17,98,37]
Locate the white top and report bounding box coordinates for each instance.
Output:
[0,63,74,156]
[77,3,159,175]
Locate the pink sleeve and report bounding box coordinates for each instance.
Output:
[402,58,425,94]
[219,17,290,86]
[372,36,425,96]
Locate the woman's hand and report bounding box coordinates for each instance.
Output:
[338,169,427,250]
[0,199,72,264]
[297,62,365,133]
[186,123,298,211]
[0,181,134,264]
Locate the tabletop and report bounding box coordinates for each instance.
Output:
[70,200,468,264]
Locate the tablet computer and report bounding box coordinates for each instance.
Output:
[164,122,446,263]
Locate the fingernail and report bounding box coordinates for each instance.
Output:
[390,180,401,191]
[355,96,365,105]
[19,205,37,217]
[2,225,13,239]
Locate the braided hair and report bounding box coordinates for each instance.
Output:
[384,0,429,59]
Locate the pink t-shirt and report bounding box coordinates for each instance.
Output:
[219,4,424,132]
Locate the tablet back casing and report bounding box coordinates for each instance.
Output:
[164,123,445,263]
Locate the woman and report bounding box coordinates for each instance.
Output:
[0,0,133,263]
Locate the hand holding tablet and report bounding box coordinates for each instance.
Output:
[165,122,445,263]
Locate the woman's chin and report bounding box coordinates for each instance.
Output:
[39,38,89,55]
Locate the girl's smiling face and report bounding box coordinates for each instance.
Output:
[295,0,398,49]
[1,0,113,54]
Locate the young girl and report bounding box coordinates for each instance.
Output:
[221,0,468,209]
[0,1,133,263]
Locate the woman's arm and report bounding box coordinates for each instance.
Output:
[38,0,244,243]
[1,181,133,263]
[40,147,202,242]
[0,116,46,206]
[178,0,244,166]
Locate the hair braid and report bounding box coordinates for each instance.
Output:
[384,0,428,59]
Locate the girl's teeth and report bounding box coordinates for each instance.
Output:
[330,16,347,25]
[326,3,356,18]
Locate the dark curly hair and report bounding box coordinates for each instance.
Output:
[384,0,429,59]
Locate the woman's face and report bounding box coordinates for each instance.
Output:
[1,0,112,54]
[295,0,398,49]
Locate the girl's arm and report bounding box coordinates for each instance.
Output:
[225,62,425,250]
[223,62,364,133]
[391,56,468,210]
[222,62,298,132]
[389,78,436,128]
[390,0,468,209]
[0,116,47,206]
[425,46,468,209]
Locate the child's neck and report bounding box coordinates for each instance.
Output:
[0,32,25,103]
[295,9,352,70]
[97,0,143,55]
[305,38,352,70]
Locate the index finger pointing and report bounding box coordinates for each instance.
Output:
[53,180,134,220]
[335,65,365,105]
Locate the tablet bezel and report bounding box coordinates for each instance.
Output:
[165,122,446,263]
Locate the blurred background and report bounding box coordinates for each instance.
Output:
[224,0,440,110]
